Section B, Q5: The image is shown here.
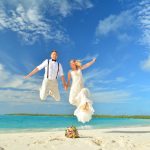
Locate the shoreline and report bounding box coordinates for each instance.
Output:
[0,126,150,150]
[5,114,150,119]
[0,124,150,134]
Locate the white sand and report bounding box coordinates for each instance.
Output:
[0,126,150,150]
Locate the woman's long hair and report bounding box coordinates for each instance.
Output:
[70,59,82,69]
[75,60,82,69]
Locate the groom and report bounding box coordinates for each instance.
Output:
[24,50,66,101]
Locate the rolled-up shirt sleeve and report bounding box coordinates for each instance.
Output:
[58,63,64,77]
[37,59,48,70]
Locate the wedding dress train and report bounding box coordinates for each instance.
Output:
[69,69,94,123]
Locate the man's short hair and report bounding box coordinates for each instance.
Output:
[51,50,57,54]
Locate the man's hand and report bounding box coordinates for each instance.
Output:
[24,67,39,79]
[61,75,67,91]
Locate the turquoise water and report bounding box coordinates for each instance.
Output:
[0,115,150,132]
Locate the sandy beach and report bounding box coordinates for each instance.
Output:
[0,126,150,150]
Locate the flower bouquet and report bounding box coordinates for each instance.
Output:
[65,126,79,138]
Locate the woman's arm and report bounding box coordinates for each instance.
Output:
[81,58,96,70]
[66,71,71,89]
[24,67,39,79]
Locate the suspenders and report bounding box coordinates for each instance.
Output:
[47,59,59,79]
[47,59,49,79]
[56,63,59,79]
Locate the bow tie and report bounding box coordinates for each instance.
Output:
[52,59,56,62]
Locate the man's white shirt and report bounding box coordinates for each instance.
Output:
[37,59,64,80]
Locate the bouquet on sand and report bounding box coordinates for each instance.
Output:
[65,126,79,138]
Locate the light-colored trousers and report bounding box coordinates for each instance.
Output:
[40,78,60,101]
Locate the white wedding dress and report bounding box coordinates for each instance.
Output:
[69,69,84,106]
[69,69,94,123]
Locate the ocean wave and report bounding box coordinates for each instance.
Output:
[78,125,94,130]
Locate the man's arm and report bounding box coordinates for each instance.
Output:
[24,67,39,79]
[24,59,47,79]
[61,75,67,90]
[58,63,67,90]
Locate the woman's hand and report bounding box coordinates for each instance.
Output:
[24,75,30,79]
[64,84,68,91]
[81,57,96,70]
[92,58,96,62]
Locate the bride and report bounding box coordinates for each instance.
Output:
[67,58,96,123]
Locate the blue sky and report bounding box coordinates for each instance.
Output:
[0,0,150,115]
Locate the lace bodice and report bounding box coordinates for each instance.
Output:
[70,69,84,88]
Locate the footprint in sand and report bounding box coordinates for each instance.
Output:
[91,139,103,150]
[49,138,65,142]
[112,140,116,143]
[33,140,45,144]
[92,139,102,146]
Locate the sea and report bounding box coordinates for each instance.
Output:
[0,115,150,133]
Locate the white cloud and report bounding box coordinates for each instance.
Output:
[92,90,131,103]
[0,2,63,44]
[0,50,23,73]
[81,65,132,103]
[84,68,112,83]
[117,33,133,42]
[115,76,127,82]
[141,56,150,71]
[83,67,127,91]
[48,0,71,17]
[80,54,99,62]
[96,10,133,37]
[138,0,150,48]
[97,76,127,85]
[73,0,93,9]
[83,65,150,104]
[139,85,150,92]
[0,63,69,105]
[0,88,69,107]
[44,0,93,17]
[0,63,39,89]
[0,63,41,103]
[0,0,93,44]
[138,0,150,70]
[83,63,127,86]
[0,89,37,103]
